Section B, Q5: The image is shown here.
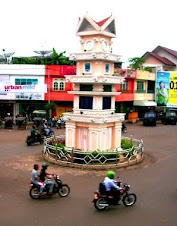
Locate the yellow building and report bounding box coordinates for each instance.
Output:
[133,70,156,117]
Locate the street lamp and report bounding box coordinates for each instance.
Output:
[34,46,52,118]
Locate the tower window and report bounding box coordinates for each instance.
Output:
[80,84,93,91]
[105,63,110,73]
[103,85,112,92]
[84,62,91,73]
[79,96,93,109]
[103,97,111,109]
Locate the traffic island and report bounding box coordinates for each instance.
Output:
[42,135,144,170]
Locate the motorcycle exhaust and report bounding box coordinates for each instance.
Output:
[99,203,109,207]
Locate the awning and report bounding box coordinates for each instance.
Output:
[33,110,46,114]
[133,101,157,107]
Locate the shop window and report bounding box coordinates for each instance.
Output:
[15,79,38,85]
[53,82,59,90]
[59,82,64,91]
[53,79,65,91]
[147,81,155,93]
[120,81,128,91]
[136,81,145,93]
[79,96,93,109]
[103,97,111,109]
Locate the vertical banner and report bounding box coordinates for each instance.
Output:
[155,71,169,106]
[155,71,177,107]
[168,72,177,107]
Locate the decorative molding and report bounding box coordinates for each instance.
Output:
[65,75,124,84]
[64,112,125,124]
[68,91,121,96]
[69,52,121,62]
[73,109,116,116]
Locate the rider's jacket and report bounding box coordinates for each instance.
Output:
[103,177,122,191]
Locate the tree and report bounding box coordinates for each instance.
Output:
[45,102,56,119]
[128,57,144,70]
[50,48,75,65]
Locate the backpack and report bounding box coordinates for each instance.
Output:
[99,182,106,194]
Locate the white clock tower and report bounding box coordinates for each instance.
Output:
[64,14,125,151]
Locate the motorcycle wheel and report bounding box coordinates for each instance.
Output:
[94,198,107,211]
[27,141,31,146]
[29,187,40,199]
[50,132,54,136]
[58,184,70,197]
[123,193,136,207]
[123,128,127,133]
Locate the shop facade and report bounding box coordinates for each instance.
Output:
[0,65,46,120]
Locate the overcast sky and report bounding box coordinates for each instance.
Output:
[0,0,177,66]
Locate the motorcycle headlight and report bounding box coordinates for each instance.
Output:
[57,175,60,179]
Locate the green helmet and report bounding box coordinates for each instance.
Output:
[107,171,115,179]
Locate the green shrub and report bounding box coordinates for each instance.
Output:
[121,139,134,158]
[121,139,134,150]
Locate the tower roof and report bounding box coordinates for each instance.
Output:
[95,16,112,27]
[76,14,116,38]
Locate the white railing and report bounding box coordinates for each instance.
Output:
[43,135,144,167]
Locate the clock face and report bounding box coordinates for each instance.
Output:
[102,40,108,52]
[85,40,94,51]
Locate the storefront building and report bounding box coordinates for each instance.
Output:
[44,65,76,119]
[0,65,46,120]
[114,69,136,119]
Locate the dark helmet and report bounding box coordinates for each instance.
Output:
[107,171,115,179]
[34,164,39,170]
[42,162,49,169]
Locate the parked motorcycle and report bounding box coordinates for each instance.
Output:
[29,174,70,199]
[122,123,127,133]
[93,178,136,210]
[25,133,44,146]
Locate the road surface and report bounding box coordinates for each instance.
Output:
[0,123,177,226]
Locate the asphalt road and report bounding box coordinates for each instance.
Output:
[0,123,177,226]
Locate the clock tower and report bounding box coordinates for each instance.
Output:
[64,14,125,151]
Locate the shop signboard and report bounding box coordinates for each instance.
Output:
[0,75,9,95]
[155,71,177,107]
[0,79,47,100]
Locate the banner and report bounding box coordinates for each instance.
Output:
[155,71,177,107]
[2,84,47,93]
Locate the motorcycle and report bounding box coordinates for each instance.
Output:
[93,178,136,210]
[40,126,54,137]
[25,133,44,146]
[56,120,65,129]
[29,174,70,199]
[122,123,127,133]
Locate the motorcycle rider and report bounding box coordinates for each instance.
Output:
[39,163,55,195]
[31,125,41,141]
[31,164,45,195]
[103,171,123,204]
[31,125,36,136]
[43,121,50,136]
